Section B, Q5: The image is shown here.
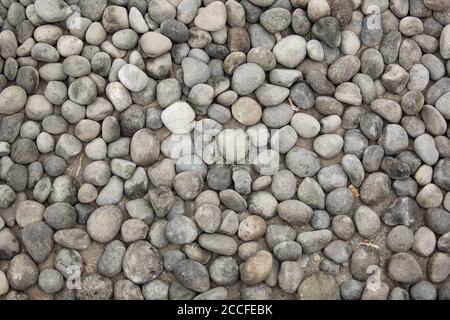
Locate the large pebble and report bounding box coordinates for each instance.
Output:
[87,206,123,243]
[123,241,163,284]
[0,86,27,115]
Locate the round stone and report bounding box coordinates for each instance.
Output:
[194,1,227,32]
[118,64,149,92]
[286,147,321,178]
[166,215,199,245]
[238,215,267,241]
[231,97,262,126]
[387,226,415,253]
[387,253,423,284]
[273,35,307,68]
[195,204,222,233]
[161,102,196,134]
[297,272,340,300]
[76,273,113,300]
[231,63,266,95]
[130,129,160,166]
[291,113,321,138]
[0,86,27,115]
[86,206,123,243]
[7,254,39,291]
[240,250,273,285]
[174,259,210,293]
[123,241,163,284]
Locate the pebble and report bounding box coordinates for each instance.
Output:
[0,271,9,296]
[77,274,113,300]
[120,218,149,243]
[54,228,91,251]
[248,191,278,219]
[323,240,351,263]
[350,245,380,281]
[340,279,364,300]
[387,286,407,300]
[118,64,149,92]
[0,185,16,209]
[326,187,355,215]
[278,261,303,293]
[129,129,160,167]
[141,279,169,300]
[265,224,296,250]
[240,250,273,285]
[38,268,64,294]
[0,0,447,301]
[87,206,123,244]
[312,18,341,48]
[383,197,418,227]
[297,230,332,254]
[298,272,340,300]
[278,200,313,225]
[139,32,172,58]
[286,147,321,178]
[291,113,321,138]
[438,280,450,300]
[195,204,222,233]
[0,86,28,115]
[412,227,436,257]
[238,215,267,241]
[410,281,437,300]
[0,229,18,259]
[387,226,414,253]
[311,210,330,230]
[354,206,380,238]
[231,63,265,95]
[44,202,77,230]
[240,283,273,300]
[441,25,450,59]
[274,241,302,261]
[428,252,450,283]
[97,240,125,278]
[22,221,54,263]
[260,8,292,33]
[166,215,199,245]
[174,259,210,293]
[273,35,307,68]
[256,84,290,107]
[328,55,361,85]
[297,176,325,209]
[271,170,297,201]
[231,97,262,126]
[209,256,239,286]
[417,184,443,208]
[387,253,423,284]
[173,171,204,200]
[123,241,163,284]
[194,2,227,32]
[335,82,362,105]
[198,234,238,256]
[7,254,38,291]
[313,134,344,159]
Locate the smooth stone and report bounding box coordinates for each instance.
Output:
[388,253,423,284]
[0,86,27,115]
[297,272,340,300]
[273,35,307,68]
[231,63,266,95]
[194,2,227,32]
[123,241,163,284]
[86,205,123,243]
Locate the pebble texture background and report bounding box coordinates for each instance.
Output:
[0,0,450,300]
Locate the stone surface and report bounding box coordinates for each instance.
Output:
[0,0,448,301]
